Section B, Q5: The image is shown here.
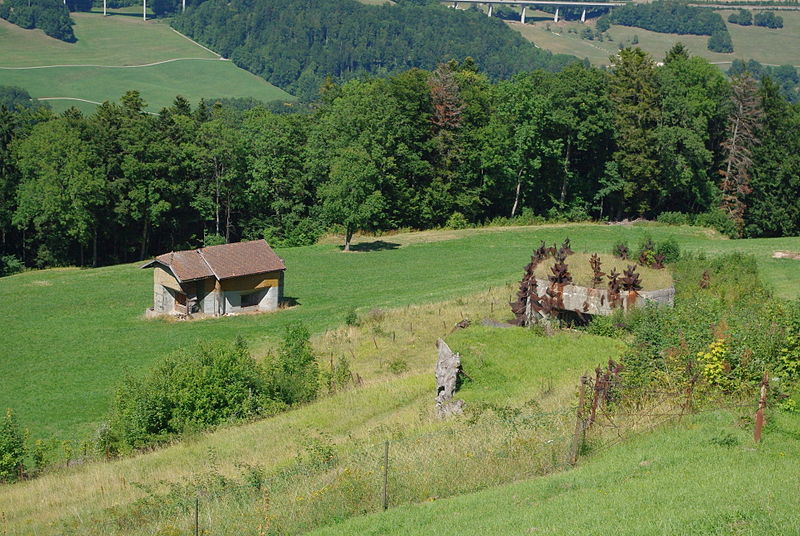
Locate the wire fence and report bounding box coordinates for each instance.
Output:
[111,371,769,536]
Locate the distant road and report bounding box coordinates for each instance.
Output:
[37,96,159,114]
[0,57,227,70]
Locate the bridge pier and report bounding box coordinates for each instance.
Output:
[521,6,526,23]
[581,8,586,22]
[554,7,559,22]
[487,3,492,16]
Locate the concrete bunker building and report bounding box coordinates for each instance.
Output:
[142,239,285,317]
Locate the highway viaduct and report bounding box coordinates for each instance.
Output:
[443,0,627,23]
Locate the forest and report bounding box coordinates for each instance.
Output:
[170,0,575,100]
[0,0,79,42]
[1,47,799,273]
[601,1,733,52]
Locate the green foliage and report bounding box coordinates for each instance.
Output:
[445,212,470,230]
[655,237,681,263]
[203,233,226,247]
[0,255,23,277]
[636,234,657,266]
[0,408,26,482]
[695,208,737,237]
[0,0,75,42]
[656,211,692,225]
[388,357,409,375]
[609,1,727,37]
[172,0,576,100]
[107,339,276,450]
[754,11,783,29]
[344,307,359,327]
[728,9,753,26]
[269,323,320,405]
[707,30,733,53]
[621,253,798,390]
[321,355,353,393]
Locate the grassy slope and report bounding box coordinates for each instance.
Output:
[0,11,292,113]
[310,410,800,536]
[0,306,621,534]
[1,224,798,440]
[509,10,800,66]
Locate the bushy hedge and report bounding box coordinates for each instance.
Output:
[105,325,326,451]
[0,409,26,483]
[754,11,783,28]
[610,254,800,396]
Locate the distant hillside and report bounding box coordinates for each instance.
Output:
[172,0,578,99]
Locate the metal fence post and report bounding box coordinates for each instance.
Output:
[194,496,199,536]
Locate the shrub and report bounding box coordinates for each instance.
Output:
[445,211,469,230]
[203,232,226,246]
[656,238,681,263]
[636,234,656,266]
[269,323,320,405]
[0,408,26,482]
[107,338,276,450]
[388,357,409,374]
[344,307,359,326]
[696,208,737,237]
[656,211,692,226]
[0,255,23,276]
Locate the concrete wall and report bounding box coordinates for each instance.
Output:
[149,270,284,316]
[533,278,674,316]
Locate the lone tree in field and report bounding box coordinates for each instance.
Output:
[720,73,762,236]
[319,145,385,252]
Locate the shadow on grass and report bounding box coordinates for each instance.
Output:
[282,296,301,307]
[338,241,401,252]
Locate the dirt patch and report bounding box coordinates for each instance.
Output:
[773,251,800,260]
[27,280,53,287]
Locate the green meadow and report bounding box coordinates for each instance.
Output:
[310,409,800,536]
[509,9,800,66]
[0,11,293,113]
[2,223,799,440]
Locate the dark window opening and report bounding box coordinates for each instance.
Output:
[241,292,260,308]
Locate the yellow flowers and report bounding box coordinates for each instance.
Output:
[697,338,729,387]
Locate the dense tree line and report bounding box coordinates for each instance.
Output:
[1,47,799,269]
[0,0,76,42]
[171,0,576,101]
[729,59,799,104]
[600,1,733,52]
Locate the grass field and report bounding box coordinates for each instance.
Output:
[0,11,293,113]
[508,9,800,67]
[309,410,800,536]
[2,223,799,441]
[0,293,622,534]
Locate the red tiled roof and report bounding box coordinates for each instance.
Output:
[141,240,285,282]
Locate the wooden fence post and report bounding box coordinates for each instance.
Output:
[382,441,390,510]
[754,372,769,443]
[568,376,589,466]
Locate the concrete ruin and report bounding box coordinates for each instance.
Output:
[141,239,285,318]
